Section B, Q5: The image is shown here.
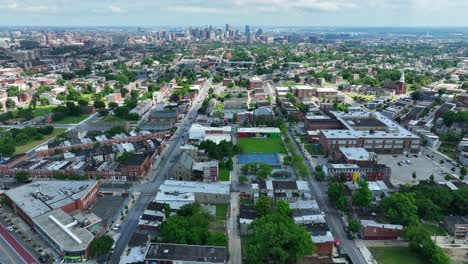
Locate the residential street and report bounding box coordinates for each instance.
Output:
[109,79,212,263]
[285,128,368,264]
[228,192,241,264]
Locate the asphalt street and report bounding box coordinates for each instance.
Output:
[285,128,367,264]
[110,79,212,263]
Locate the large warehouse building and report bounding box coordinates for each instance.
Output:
[318,111,421,155]
[4,181,99,262]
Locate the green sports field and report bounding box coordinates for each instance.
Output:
[238,137,286,154]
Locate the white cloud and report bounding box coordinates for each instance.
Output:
[7,1,18,9]
[24,5,49,13]
[231,0,352,12]
[165,5,225,14]
[2,0,53,13]
[109,4,123,13]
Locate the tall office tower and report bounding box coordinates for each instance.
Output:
[245,25,251,44]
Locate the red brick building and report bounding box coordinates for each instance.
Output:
[249,76,262,89]
[360,220,404,240]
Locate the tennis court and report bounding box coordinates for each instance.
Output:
[238,154,281,166]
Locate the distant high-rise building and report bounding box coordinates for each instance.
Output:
[255,28,263,36]
[245,25,251,44]
[111,34,128,45]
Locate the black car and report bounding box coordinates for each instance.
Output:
[38,255,50,263]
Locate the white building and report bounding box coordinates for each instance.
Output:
[188,124,231,143]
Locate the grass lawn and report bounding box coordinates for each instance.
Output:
[101,115,138,124]
[101,115,125,122]
[53,114,89,124]
[238,137,286,154]
[304,144,323,155]
[369,247,425,264]
[214,103,224,111]
[215,204,228,220]
[219,168,230,181]
[282,81,297,87]
[208,219,225,233]
[438,141,458,160]
[14,128,67,155]
[421,223,447,236]
[32,106,55,117]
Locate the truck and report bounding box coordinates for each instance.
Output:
[110,233,121,254]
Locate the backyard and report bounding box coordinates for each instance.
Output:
[238,137,286,154]
[53,114,89,124]
[219,168,230,181]
[14,128,67,155]
[438,141,458,160]
[215,204,228,220]
[369,247,425,264]
[420,223,447,236]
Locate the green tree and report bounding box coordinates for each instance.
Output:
[206,232,227,246]
[381,192,419,226]
[142,57,154,66]
[444,174,451,181]
[257,163,272,181]
[108,102,118,109]
[239,175,248,184]
[405,225,450,264]
[98,108,109,116]
[412,171,417,181]
[7,86,20,97]
[276,200,291,217]
[429,174,435,182]
[161,203,210,245]
[328,182,348,211]
[255,195,275,217]
[77,99,88,106]
[15,171,30,183]
[246,213,315,264]
[5,98,16,109]
[336,196,349,212]
[93,100,106,109]
[348,218,361,234]
[39,97,49,106]
[460,166,467,177]
[89,235,114,257]
[353,180,373,208]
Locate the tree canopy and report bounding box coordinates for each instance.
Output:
[246,205,315,263]
[352,180,373,208]
[89,235,114,257]
[161,203,226,246]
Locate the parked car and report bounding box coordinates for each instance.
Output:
[112,224,121,231]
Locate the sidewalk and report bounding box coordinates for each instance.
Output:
[0,224,37,264]
[355,240,377,264]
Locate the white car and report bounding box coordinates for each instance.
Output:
[112,224,121,231]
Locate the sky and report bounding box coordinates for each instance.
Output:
[1,0,468,27]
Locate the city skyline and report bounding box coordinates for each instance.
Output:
[1,0,468,27]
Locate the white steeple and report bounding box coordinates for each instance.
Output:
[400,70,405,83]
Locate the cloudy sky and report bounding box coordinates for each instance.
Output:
[1,0,468,27]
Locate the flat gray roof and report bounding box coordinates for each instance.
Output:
[5,180,97,219]
[159,180,229,195]
[33,208,94,253]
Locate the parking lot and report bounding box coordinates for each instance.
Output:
[379,154,449,186]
